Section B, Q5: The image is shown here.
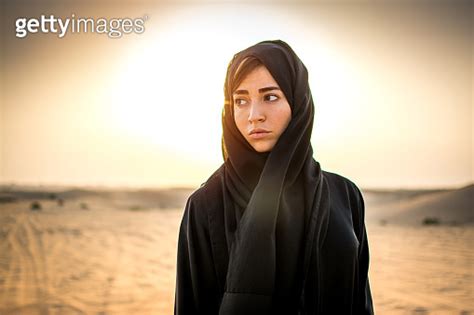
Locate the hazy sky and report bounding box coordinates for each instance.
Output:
[0,0,472,189]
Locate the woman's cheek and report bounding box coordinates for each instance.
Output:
[234,109,248,124]
[234,110,249,135]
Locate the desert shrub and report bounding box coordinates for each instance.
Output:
[30,201,42,211]
[422,217,440,225]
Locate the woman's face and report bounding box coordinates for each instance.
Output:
[232,65,292,153]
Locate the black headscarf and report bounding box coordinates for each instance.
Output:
[220,39,331,314]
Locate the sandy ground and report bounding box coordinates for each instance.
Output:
[0,187,472,314]
[0,198,182,315]
[368,224,473,315]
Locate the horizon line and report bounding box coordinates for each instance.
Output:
[1,181,472,193]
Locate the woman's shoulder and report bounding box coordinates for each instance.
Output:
[188,164,225,205]
[183,164,225,223]
[179,165,225,235]
[322,170,363,199]
[322,169,366,235]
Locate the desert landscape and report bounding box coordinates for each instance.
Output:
[0,183,472,315]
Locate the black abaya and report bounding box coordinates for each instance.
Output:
[174,166,374,314]
[174,39,374,314]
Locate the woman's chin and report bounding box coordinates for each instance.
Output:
[251,141,275,153]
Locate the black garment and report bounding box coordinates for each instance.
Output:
[219,39,330,313]
[175,39,374,314]
[174,165,374,314]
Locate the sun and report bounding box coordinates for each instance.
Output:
[106,31,229,164]
[102,5,346,166]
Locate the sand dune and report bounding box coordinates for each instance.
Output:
[362,184,473,226]
[0,185,194,211]
[0,185,472,314]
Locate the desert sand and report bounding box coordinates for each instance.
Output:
[0,184,472,314]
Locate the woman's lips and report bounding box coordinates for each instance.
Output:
[249,131,270,139]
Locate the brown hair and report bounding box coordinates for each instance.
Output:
[222,55,264,160]
[224,55,263,110]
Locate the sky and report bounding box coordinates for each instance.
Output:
[0,0,472,190]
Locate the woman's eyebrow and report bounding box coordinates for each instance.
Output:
[233,86,281,95]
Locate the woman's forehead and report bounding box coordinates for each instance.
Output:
[233,65,280,93]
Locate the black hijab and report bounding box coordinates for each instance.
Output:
[220,39,331,314]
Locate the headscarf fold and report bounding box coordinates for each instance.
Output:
[220,39,330,314]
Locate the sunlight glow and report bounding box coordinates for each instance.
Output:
[104,5,345,165]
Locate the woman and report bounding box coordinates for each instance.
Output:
[174,39,374,315]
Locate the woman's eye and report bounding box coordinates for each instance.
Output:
[234,98,247,106]
[265,94,279,102]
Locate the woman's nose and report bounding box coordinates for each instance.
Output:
[248,102,265,123]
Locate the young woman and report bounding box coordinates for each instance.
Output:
[174,39,374,315]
